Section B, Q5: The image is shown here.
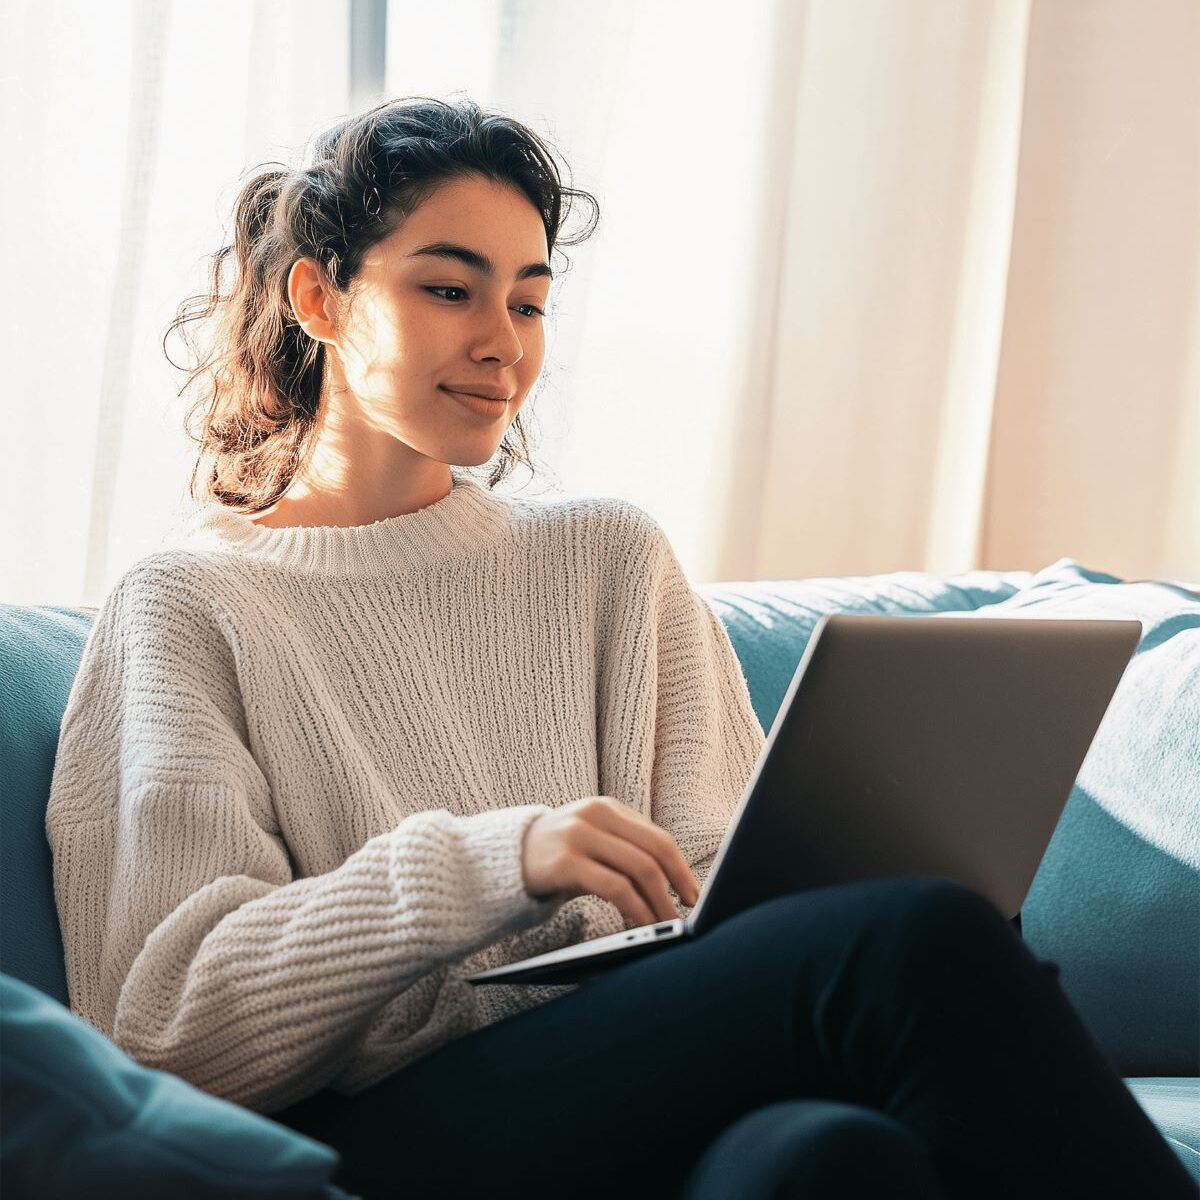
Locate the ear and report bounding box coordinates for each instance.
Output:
[287,257,339,344]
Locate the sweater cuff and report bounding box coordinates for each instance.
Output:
[458,803,568,933]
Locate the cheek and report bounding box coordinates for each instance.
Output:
[339,304,408,369]
[388,307,432,349]
[370,322,442,381]
[521,326,547,370]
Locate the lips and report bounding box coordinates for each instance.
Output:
[441,384,511,401]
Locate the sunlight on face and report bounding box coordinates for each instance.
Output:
[334,172,552,462]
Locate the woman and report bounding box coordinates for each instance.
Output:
[46,96,1194,1200]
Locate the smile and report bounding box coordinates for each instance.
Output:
[440,386,510,418]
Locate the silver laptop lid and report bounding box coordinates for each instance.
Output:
[688,613,1142,931]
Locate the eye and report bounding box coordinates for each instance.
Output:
[423,286,545,319]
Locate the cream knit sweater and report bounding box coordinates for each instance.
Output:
[45,468,765,1115]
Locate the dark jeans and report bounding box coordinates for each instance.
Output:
[273,875,1195,1199]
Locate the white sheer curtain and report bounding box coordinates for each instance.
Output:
[3,0,1197,608]
[0,0,351,607]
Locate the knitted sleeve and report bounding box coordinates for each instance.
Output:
[44,565,565,1114]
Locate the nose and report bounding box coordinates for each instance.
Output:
[471,304,525,367]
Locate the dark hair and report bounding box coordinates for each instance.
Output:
[164,95,599,513]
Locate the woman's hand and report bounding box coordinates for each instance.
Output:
[521,796,702,929]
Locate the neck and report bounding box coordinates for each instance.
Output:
[172,467,512,578]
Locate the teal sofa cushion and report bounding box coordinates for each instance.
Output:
[0,604,92,1002]
[0,972,354,1199]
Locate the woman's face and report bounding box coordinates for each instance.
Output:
[293,171,552,469]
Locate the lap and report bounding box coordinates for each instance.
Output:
[274,875,1007,1200]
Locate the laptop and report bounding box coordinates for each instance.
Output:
[466,612,1142,987]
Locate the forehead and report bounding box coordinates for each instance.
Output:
[377,174,548,266]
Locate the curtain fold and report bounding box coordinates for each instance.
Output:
[2,0,1196,606]
[981,0,1200,581]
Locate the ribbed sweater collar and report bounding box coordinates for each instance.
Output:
[172,468,511,578]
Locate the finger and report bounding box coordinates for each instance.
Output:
[574,825,679,924]
[587,800,701,906]
[609,804,701,904]
[574,858,657,929]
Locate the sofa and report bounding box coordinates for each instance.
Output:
[2,556,1197,1197]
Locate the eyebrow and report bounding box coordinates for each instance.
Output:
[406,241,554,281]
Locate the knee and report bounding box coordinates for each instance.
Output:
[682,1099,942,1200]
[723,875,1022,999]
[768,1101,937,1189]
[866,874,1024,982]
[882,874,1008,939]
